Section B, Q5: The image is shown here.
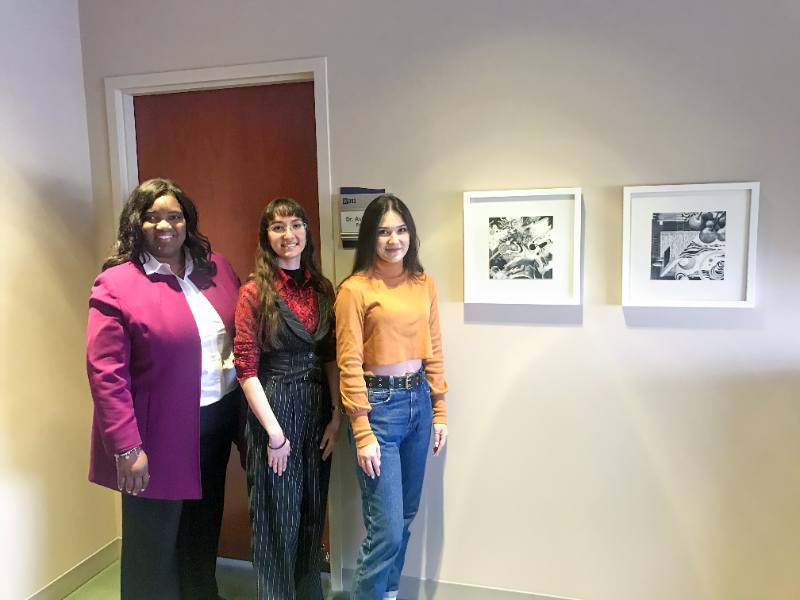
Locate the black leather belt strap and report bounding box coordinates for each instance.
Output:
[363,371,424,390]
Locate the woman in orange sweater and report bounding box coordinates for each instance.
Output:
[335,194,448,600]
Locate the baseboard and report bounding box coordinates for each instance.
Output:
[217,559,581,600]
[25,537,121,600]
[342,568,579,600]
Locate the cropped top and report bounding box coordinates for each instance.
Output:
[334,259,448,447]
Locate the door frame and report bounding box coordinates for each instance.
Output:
[103,57,343,589]
[104,57,335,278]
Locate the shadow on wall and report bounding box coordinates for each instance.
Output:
[622,305,765,330]
[0,170,117,598]
[464,303,582,326]
[400,443,446,600]
[608,369,800,599]
[700,371,800,599]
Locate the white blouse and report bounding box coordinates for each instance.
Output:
[142,251,238,406]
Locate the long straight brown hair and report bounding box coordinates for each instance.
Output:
[349,193,424,280]
[251,198,334,350]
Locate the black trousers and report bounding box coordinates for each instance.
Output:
[121,389,240,600]
[246,377,332,600]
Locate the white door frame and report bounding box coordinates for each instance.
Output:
[104,57,335,278]
[104,57,343,589]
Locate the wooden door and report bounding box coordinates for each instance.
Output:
[134,81,322,561]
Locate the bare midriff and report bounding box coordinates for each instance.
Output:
[364,359,422,376]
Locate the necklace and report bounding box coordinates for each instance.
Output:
[170,255,187,279]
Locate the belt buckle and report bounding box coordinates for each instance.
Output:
[403,375,412,389]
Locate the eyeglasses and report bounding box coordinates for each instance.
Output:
[268,222,307,234]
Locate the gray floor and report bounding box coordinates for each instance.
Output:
[64,559,349,600]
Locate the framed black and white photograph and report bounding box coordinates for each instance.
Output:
[622,182,759,307]
[464,188,582,305]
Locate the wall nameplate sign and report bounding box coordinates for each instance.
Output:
[339,187,384,248]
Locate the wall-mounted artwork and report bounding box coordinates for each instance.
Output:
[622,183,759,307]
[488,216,554,280]
[650,211,726,281]
[464,188,582,305]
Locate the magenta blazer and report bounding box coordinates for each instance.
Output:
[86,253,240,500]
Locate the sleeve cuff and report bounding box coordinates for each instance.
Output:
[432,394,447,424]
[236,368,259,381]
[350,412,377,447]
[105,429,143,458]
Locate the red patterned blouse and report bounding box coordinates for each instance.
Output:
[234,269,334,380]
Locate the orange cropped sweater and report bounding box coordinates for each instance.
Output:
[335,259,448,447]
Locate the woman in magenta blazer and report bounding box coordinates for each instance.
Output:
[86,179,242,600]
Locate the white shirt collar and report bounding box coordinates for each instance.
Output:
[140,248,194,278]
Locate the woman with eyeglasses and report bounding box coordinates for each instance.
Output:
[233,198,342,600]
[335,194,448,600]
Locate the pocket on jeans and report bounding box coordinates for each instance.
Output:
[367,388,391,406]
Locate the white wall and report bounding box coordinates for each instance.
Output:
[0,1,118,598]
[77,1,800,599]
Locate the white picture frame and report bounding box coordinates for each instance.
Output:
[463,188,582,305]
[622,182,759,308]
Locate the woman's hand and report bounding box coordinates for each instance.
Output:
[357,441,381,478]
[242,379,291,475]
[116,449,149,495]
[267,433,291,475]
[320,410,342,461]
[432,423,448,456]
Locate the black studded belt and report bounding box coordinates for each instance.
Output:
[363,370,424,390]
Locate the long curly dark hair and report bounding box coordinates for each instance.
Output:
[251,198,335,351]
[102,178,216,275]
[350,193,424,279]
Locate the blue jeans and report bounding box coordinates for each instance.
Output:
[350,377,433,600]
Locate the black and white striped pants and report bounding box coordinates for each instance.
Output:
[246,376,332,600]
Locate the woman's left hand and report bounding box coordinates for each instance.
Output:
[320,409,342,461]
[432,423,448,456]
[267,434,291,475]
